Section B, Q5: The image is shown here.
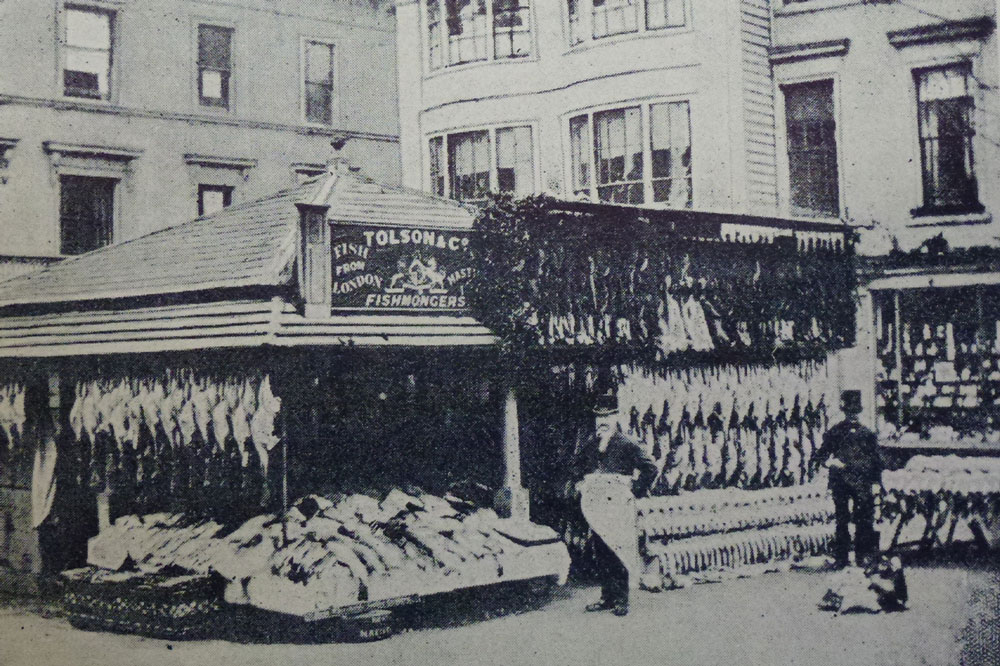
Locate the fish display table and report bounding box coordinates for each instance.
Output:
[636,482,836,587]
[76,489,571,640]
[879,455,1000,552]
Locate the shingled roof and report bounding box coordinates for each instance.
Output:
[0,172,475,308]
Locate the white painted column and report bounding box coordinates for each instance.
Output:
[856,288,878,432]
[495,385,530,522]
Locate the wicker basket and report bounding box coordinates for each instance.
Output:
[60,567,226,640]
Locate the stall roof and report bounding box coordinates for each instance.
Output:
[0,299,495,358]
[0,171,475,309]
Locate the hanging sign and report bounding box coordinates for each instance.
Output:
[330,224,476,311]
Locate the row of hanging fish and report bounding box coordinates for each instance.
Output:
[0,383,26,451]
[616,361,840,493]
[638,485,835,540]
[648,523,835,583]
[497,226,851,357]
[537,300,824,357]
[68,370,282,474]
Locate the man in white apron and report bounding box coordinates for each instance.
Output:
[572,392,657,616]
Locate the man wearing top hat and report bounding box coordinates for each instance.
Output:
[570,391,657,616]
[814,389,884,568]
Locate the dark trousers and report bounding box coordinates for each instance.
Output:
[831,478,878,565]
[593,533,629,606]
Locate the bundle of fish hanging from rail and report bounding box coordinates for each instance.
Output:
[614,361,839,494]
[646,523,836,585]
[882,455,1000,496]
[0,382,27,451]
[86,488,570,617]
[637,484,835,540]
[68,370,282,489]
[637,482,835,586]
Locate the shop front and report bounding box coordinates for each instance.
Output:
[0,171,567,636]
[858,256,1000,555]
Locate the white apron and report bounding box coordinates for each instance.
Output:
[579,472,641,590]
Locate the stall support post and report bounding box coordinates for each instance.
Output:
[856,288,877,432]
[97,492,112,533]
[894,291,904,430]
[495,385,530,522]
[296,202,332,319]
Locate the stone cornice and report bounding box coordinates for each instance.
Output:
[0,94,399,144]
[888,16,995,49]
[769,38,850,64]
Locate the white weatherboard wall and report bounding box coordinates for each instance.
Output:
[396,0,781,215]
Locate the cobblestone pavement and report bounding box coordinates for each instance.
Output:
[1,565,998,666]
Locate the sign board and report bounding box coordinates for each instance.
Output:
[330,224,476,311]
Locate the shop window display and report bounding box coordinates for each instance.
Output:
[875,286,1000,446]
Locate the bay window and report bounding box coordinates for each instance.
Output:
[914,64,982,215]
[567,0,685,45]
[428,126,535,202]
[426,0,532,70]
[570,101,692,207]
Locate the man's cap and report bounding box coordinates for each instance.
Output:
[593,391,619,416]
[840,390,863,414]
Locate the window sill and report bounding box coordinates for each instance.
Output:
[60,93,113,106]
[774,0,864,16]
[907,211,992,228]
[424,54,539,80]
[197,103,234,115]
[562,24,694,56]
[910,202,986,218]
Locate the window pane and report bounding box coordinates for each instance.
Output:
[784,80,838,217]
[305,82,333,124]
[428,0,443,69]
[493,0,531,59]
[446,0,488,65]
[65,49,110,98]
[593,0,639,39]
[429,136,446,196]
[916,65,977,211]
[569,115,591,196]
[198,25,232,70]
[448,130,490,201]
[306,42,333,85]
[60,176,115,255]
[66,9,110,49]
[201,70,225,99]
[64,9,111,99]
[594,106,643,203]
[650,101,692,208]
[199,186,232,216]
[305,41,334,124]
[646,0,685,29]
[568,0,583,45]
[496,126,533,196]
[199,25,232,107]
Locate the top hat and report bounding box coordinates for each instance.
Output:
[593,391,619,416]
[840,390,863,414]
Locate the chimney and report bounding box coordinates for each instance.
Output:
[327,136,352,175]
